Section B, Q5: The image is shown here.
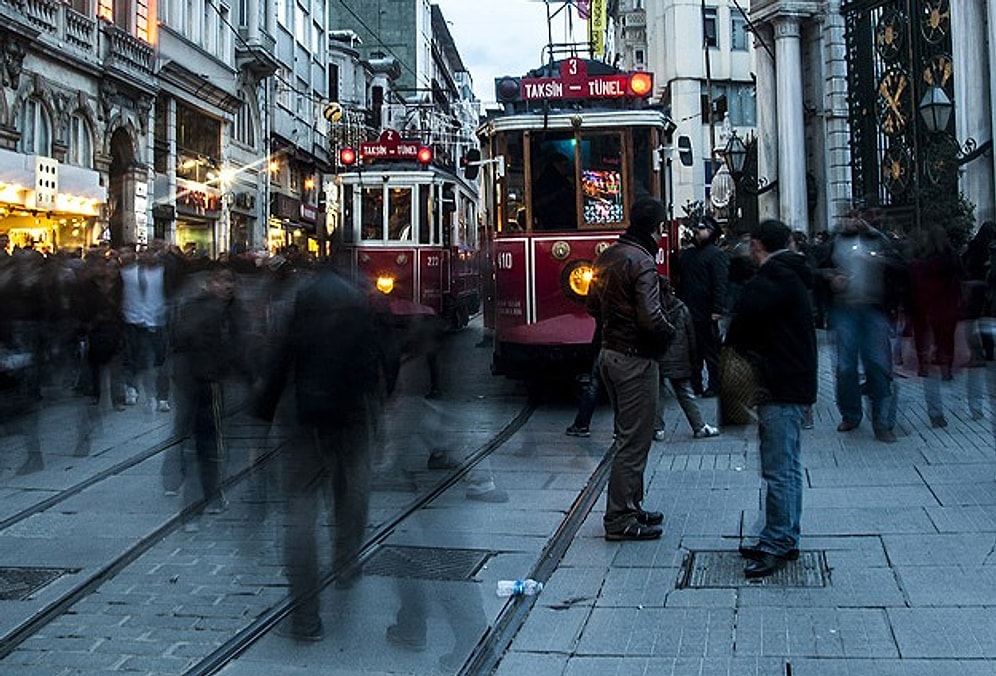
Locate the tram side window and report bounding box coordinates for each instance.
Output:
[387,187,413,241]
[342,184,355,243]
[531,135,578,231]
[419,185,432,245]
[579,133,624,227]
[361,187,384,240]
[501,133,526,233]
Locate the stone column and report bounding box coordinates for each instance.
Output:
[953,0,994,223]
[774,15,809,232]
[754,22,779,222]
[822,0,852,228]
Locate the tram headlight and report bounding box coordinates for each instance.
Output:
[376,275,395,295]
[562,260,595,301]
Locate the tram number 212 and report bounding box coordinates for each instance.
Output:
[497,251,514,270]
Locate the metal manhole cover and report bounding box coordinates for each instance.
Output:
[364,545,493,582]
[677,550,827,589]
[0,567,76,600]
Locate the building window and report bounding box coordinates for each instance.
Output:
[68,113,94,168]
[701,82,756,127]
[20,98,52,157]
[731,13,749,51]
[237,0,248,27]
[234,93,255,147]
[328,63,339,102]
[702,6,717,48]
[634,48,644,65]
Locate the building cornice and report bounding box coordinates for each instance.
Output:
[751,1,821,25]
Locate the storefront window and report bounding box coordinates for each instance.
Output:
[176,103,221,182]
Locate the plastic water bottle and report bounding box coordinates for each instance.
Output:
[496,579,543,597]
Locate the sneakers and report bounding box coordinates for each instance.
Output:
[386,624,427,652]
[565,424,590,437]
[206,494,229,514]
[124,387,138,406]
[694,424,720,439]
[157,399,171,412]
[653,429,666,441]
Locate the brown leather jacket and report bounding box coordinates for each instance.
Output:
[587,235,675,358]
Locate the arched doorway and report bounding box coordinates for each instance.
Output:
[107,127,137,246]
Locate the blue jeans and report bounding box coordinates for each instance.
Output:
[830,305,896,431]
[756,403,805,555]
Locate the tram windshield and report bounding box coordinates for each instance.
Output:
[497,127,657,234]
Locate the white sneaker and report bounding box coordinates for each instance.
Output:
[124,387,138,406]
[157,400,171,412]
[653,429,666,441]
[694,424,720,439]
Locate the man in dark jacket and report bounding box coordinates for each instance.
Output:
[675,215,728,396]
[253,262,394,641]
[727,219,817,579]
[587,197,675,541]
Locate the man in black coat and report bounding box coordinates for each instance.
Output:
[253,262,395,641]
[726,219,817,579]
[675,215,728,396]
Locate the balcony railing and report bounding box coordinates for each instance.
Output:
[101,21,154,79]
[65,7,96,53]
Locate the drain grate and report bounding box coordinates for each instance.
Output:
[0,567,76,601]
[677,550,828,589]
[364,545,493,582]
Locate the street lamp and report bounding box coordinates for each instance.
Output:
[918,85,993,165]
[722,130,777,195]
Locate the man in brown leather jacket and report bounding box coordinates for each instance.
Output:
[587,197,675,540]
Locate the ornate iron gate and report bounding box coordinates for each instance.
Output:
[844,0,954,231]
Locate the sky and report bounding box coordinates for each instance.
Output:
[432,0,584,105]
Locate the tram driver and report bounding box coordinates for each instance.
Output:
[532,152,576,231]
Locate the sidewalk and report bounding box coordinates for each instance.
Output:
[498,332,996,675]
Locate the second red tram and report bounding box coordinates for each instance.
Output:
[335,130,481,331]
[479,57,677,377]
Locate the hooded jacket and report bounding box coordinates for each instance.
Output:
[726,250,817,405]
[587,233,675,358]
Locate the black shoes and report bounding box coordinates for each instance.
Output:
[739,544,799,561]
[604,521,663,541]
[744,552,790,579]
[427,450,460,470]
[635,509,664,526]
[836,419,859,432]
[874,427,897,443]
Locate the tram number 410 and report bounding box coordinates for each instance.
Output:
[497,251,514,270]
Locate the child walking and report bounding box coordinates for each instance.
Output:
[655,275,720,441]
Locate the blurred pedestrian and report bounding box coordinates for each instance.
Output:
[587,197,675,541]
[168,266,248,523]
[565,322,602,438]
[674,214,728,397]
[253,261,394,641]
[963,221,996,363]
[727,219,817,579]
[819,215,907,442]
[654,275,719,441]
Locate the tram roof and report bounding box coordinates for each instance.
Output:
[477,109,673,137]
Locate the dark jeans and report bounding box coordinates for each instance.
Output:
[691,319,721,393]
[122,324,169,401]
[572,352,603,429]
[172,377,226,506]
[283,416,372,624]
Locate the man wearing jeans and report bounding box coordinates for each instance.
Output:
[726,220,817,578]
[587,198,675,541]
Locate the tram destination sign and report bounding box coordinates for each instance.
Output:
[360,130,421,160]
[518,58,649,101]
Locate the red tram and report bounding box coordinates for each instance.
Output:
[335,129,481,331]
[479,57,677,377]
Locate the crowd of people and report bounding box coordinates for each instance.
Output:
[580,199,996,580]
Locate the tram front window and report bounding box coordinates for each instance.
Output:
[388,187,413,241]
[531,140,577,231]
[361,187,384,240]
[580,133,625,227]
